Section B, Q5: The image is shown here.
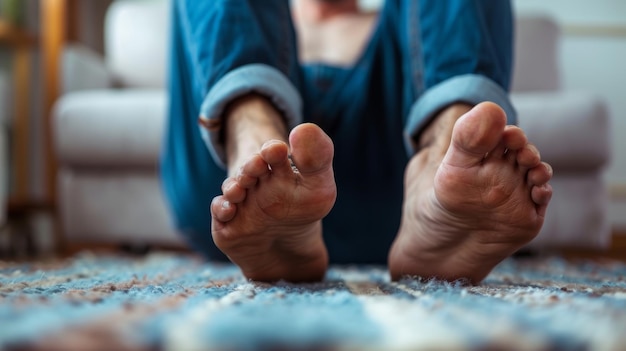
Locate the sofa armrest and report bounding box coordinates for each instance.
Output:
[53,90,166,168]
[512,91,611,172]
[62,44,113,93]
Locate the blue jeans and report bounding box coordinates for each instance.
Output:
[161,0,515,264]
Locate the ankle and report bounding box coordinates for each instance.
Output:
[418,103,472,153]
[225,94,288,140]
[224,94,288,174]
[407,104,471,168]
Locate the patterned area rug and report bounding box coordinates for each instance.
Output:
[1,252,625,351]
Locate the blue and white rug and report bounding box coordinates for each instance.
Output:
[1,252,625,350]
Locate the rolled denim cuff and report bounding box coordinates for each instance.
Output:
[198,64,303,169]
[403,74,517,156]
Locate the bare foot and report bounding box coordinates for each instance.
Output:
[211,123,336,282]
[389,102,553,284]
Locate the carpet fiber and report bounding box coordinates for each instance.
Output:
[1,252,625,350]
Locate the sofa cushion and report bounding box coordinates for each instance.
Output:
[54,90,167,168]
[105,0,169,88]
[513,91,610,172]
[511,14,560,92]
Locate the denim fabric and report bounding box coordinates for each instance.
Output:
[161,0,515,264]
[199,64,304,169]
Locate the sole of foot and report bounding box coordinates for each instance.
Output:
[389,102,553,284]
[211,123,337,282]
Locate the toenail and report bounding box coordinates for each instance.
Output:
[263,140,282,149]
[224,181,235,192]
[222,201,231,209]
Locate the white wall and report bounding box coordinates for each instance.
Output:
[513,0,626,229]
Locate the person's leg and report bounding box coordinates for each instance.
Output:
[162,0,337,278]
[161,0,232,261]
[209,94,336,282]
[387,0,552,284]
[389,102,552,284]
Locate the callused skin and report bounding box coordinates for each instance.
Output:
[208,96,552,283]
[389,102,552,284]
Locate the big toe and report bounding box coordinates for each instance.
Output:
[289,123,334,175]
[446,102,507,168]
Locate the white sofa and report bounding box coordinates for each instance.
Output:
[53,0,611,250]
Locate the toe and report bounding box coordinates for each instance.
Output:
[289,123,334,175]
[517,144,542,169]
[527,162,553,186]
[211,196,237,222]
[532,183,553,205]
[260,140,295,177]
[222,178,246,204]
[237,154,270,188]
[502,126,528,151]
[501,126,528,164]
[445,102,507,168]
[532,183,553,217]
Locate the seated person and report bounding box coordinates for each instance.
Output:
[161,0,553,283]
